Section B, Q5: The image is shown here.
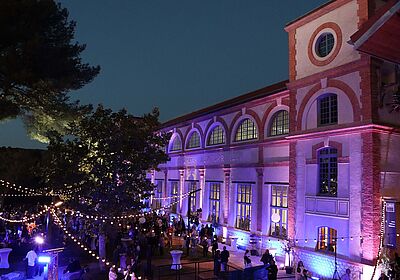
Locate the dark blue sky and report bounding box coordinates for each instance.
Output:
[0,0,327,149]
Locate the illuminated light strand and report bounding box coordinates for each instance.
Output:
[0,180,43,195]
[51,210,114,267]
[0,207,49,223]
[291,233,398,244]
[151,190,193,200]
[0,193,46,197]
[0,179,80,197]
[63,192,189,222]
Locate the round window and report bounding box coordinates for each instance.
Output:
[315,33,334,58]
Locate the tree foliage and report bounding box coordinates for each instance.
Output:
[0,0,99,142]
[42,106,170,215]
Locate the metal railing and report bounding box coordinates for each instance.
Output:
[156,260,241,280]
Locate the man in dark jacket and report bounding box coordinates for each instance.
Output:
[260,249,273,266]
[220,246,230,271]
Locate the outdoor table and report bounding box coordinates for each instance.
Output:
[170,250,183,270]
[0,248,12,269]
[229,236,238,252]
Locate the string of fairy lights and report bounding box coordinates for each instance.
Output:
[0,179,44,196]
[2,177,399,269]
[0,206,49,223]
[63,191,191,222]
[51,209,114,267]
[0,179,81,198]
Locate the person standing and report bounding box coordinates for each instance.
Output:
[202,238,209,257]
[213,250,221,276]
[341,268,351,280]
[260,249,273,266]
[185,235,191,256]
[220,246,230,271]
[296,261,305,280]
[211,236,218,257]
[25,248,37,279]
[267,260,278,280]
[108,267,118,280]
[244,250,252,268]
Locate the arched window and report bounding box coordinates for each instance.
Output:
[170,136,182,152]
[317,226,337,253]
[318,147,338,196]
[318,94,338,126]
[186,131,201,149]
[235,118,258,142]
[269,110,289,136]
[208,125,225,146]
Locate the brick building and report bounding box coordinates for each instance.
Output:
[151,1,400,279]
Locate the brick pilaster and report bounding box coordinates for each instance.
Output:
[288,141,297,240]
[360,132,381,264]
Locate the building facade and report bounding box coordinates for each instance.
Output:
[152,0,400,279]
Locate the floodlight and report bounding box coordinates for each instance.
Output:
[35,236,44,244]
[38,255,51,264]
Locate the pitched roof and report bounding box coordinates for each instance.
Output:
[161,80,288,128]
[350,0,400,64]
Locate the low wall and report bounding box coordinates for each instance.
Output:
[294,248,377,280]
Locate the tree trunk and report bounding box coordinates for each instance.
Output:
[99,233,106,271]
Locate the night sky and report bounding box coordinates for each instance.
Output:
[0,0,327,149]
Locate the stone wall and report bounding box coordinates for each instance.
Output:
[294,248,364,280]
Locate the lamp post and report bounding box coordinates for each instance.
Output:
[331,239,340,280]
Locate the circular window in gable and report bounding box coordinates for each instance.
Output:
[308,22,342,67]
[316,32,334,57]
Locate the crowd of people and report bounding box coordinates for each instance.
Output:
[57,209,220,279]
[3,204,400,280]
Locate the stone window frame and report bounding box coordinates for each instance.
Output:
[317,226,337,253]
[270,185,288,238]
[208,182,221,223]
[170,181,179,213]
[317,147,338,197]
[169,134,183,153]
[269,110,289,136]
[186,130,201,150]
[207,125,226,146]
[317,93,338,127]
[235,183,252,231]
[234,118,258,142]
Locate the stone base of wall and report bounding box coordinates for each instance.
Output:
[294,248,377,280]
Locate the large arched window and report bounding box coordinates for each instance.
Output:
[235,118,258,142]
[318,147,338,196]
[208,125,225,146]
[269,110,289,136]
[318,94,338,126]
[317,226,337,253]
[170,136,182,152]
[186,131,201,149]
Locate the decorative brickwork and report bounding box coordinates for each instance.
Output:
[360,132,381,263]
[288,30,297,81]
[311,140,343,159]
[203,117,230,147]
[307,22,343,67]
[296,83,321,131]
[296,79,362,131]
[327,79,362,121]
[288,141,297,240]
